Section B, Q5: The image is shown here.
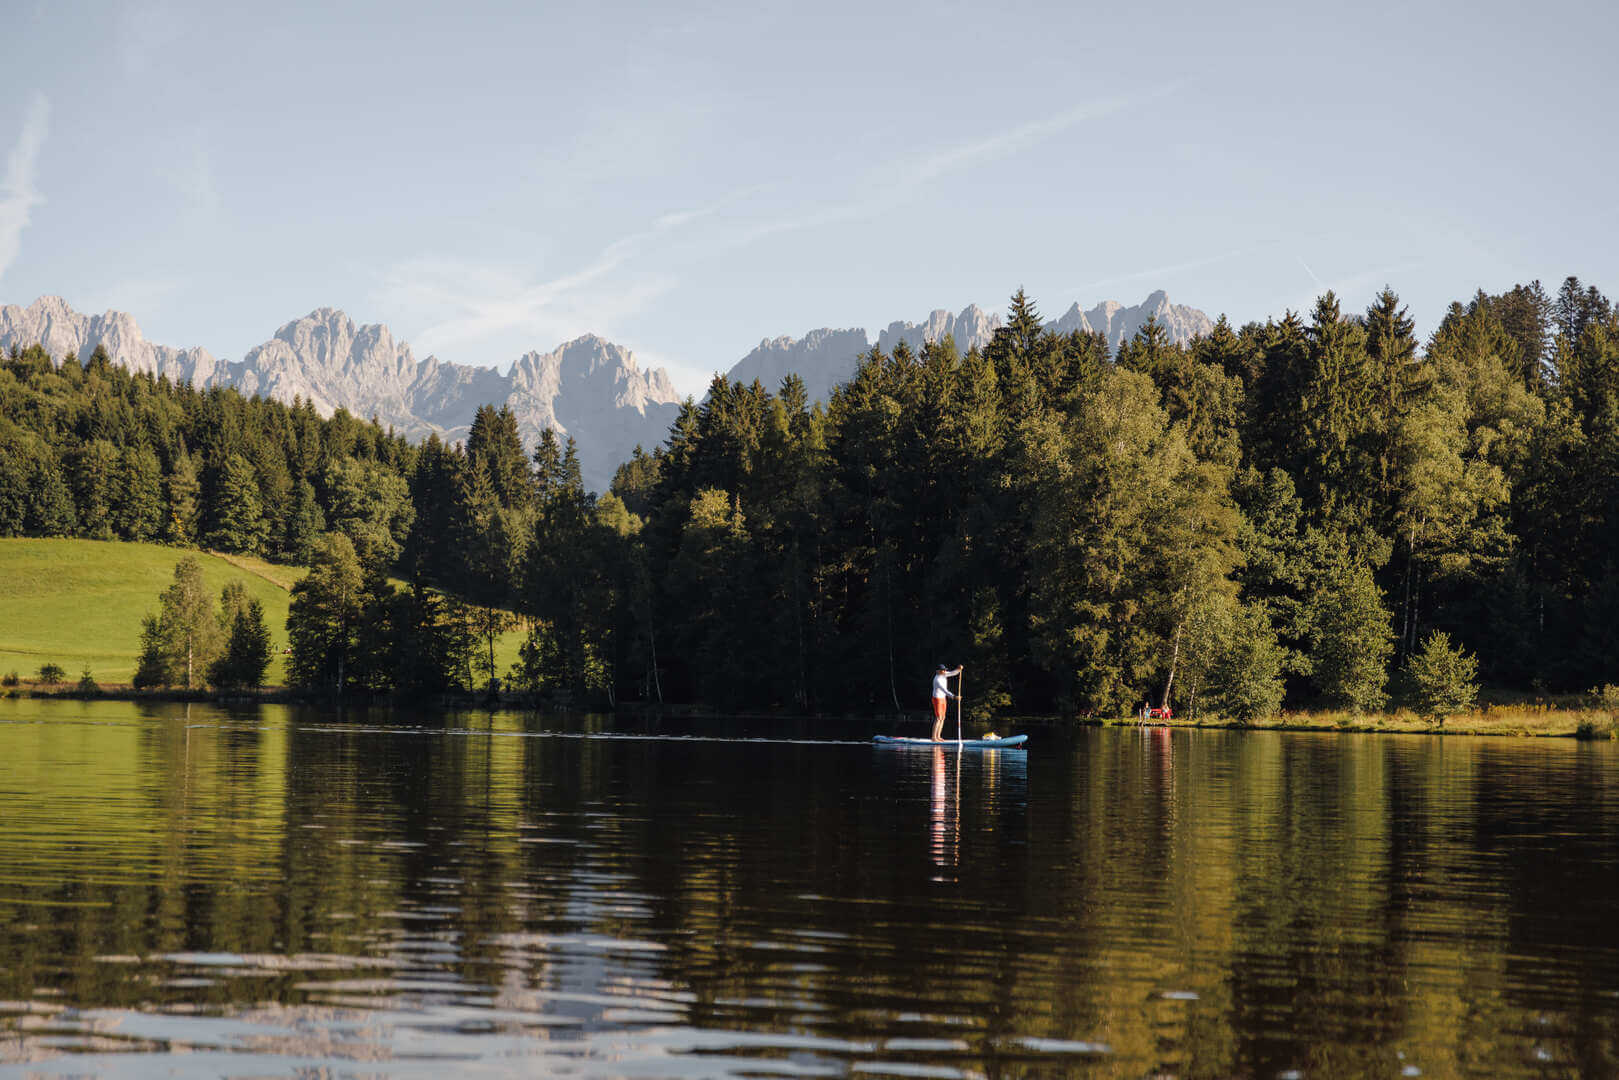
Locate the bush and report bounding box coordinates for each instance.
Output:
[1407,631,1479,726]
[1207,601,1288,723]
[0,671,17,687]
[1305,556,1393,712]
[76,667,99,695]
[208,598,273,690]
[37,662,66,685]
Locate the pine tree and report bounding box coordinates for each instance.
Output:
[112,446,164,541]
[0,431,27,536]
[209,598,273,689]
[287,533,367,693]
[1406,629,1478,725]
[67,440,119,540]
[26,454,77,536]
[205,453,268,554]
[467,404,531,510]
[283,478,326,563]
[164,445,201,545]
[132,615,168,689]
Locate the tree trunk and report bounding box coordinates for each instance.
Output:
[1160,618,1184,710]
[648,614,663,704]
[486,615,496,690]
[793,542,807,710]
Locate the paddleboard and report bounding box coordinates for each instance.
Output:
[872,734,1027,749]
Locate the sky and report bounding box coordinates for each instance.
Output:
[2,0,1616,396]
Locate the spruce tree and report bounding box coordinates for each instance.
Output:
[205,453,268,554]
[284,479,326,563]
[287,533,366,692]
[112,446,164,541]
[26,454,77,536]
[68,440,118,540]
[209,598,273,689]
[164,445,201,545]
[1406,629,1478,725]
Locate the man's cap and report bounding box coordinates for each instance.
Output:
[937,663,948,670]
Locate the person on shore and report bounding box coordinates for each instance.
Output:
[931,663,963,741]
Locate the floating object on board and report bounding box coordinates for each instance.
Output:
[872,734,1028,749]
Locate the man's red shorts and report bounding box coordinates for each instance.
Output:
[933,696,948,719]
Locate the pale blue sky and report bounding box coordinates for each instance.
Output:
[2,0,1615,394]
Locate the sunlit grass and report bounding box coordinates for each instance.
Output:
[1108,702,1617,738]
[0,538,528,691]
[0,538,299,686]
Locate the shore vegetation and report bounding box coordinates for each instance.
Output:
[3,275,1617,720]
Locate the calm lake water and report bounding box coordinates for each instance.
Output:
[2,700,1616,1079]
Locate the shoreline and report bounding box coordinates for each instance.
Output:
[4,685,1616,740]
[1098,709,1618,740]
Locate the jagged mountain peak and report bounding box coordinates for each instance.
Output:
[728,291,1215,405]
[0,294,219,383]
[0,296,680,493]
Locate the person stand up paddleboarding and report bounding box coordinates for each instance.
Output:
[931,663,963,741]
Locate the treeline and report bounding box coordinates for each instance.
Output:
[0,343,416,560]
[3,275,1616,714]
[601,276,1617,715]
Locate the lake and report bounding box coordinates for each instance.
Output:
[2,699,1616,1078]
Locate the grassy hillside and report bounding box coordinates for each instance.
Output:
[0,538,526,689]
[0,539,302,686]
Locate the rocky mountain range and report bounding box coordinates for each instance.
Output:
[1,289,1213,493]
[0,298,680,493]
[0,295,222,384]
[725,290,1213,405]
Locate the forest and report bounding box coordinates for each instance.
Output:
[1,275,1615,717]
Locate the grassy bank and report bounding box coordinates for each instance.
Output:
[1104,704,1619,739]
[0,538,302,685]
[0,538,527,689]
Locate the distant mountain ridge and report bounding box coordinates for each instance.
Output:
[725,290,1214,404]
[1,288,1214,492]
[0,295,222,384]
[0,298,680,493]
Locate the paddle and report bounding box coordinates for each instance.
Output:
[956,667,963,748]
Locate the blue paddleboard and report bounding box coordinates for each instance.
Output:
[873,734,1027,749]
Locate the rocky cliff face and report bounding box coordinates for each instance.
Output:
[724,292,1214,404]
[876,303,1001,356]
[1046,289,1215,350]
[727,327,872,406]
[0,298,681,494]
[0,295,219,383]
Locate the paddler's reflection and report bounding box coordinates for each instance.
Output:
[929,747,959,881]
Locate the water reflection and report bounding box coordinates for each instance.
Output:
[930,746,959,881]
[0,700,1615,1079]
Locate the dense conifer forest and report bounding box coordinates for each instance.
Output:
[2,276,1615,715]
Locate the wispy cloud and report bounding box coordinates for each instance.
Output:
[378,88,1176,383]
[0,92,49,283]
[736,85,1178,247]
[375,185,769,364]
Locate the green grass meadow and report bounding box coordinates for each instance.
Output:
[0,538,527,689]
[0,538,301,686]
